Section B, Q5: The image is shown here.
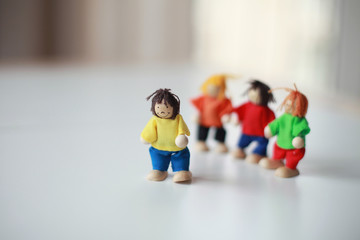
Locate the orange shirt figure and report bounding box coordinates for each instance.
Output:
[192,95,232,127]
[191,74,233,153]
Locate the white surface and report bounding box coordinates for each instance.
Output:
[0,64,359,240]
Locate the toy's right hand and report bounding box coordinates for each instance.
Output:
[140,136,150,145]
[175,135,188,148]
[292,137,304,149]
[264,126,272,139]
[192,114,200,124]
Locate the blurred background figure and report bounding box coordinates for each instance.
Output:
[0,0,359,98]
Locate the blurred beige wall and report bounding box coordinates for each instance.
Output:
[337,0,360,98]
[0,0,46,59]
[193,0,360,98]
[0,0,192,63]
[0,0,359,98]
[84,0,192,62]
[193,0,340,94]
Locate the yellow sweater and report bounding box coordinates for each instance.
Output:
[141,114,190,151]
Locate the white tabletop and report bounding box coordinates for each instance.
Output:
[0,64,359,240]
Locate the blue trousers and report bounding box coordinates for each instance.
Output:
[238,134,269,156]
[149,147,190,172]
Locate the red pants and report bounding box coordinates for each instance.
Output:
[273,143,305,169]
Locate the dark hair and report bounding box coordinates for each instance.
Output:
[146,88,180,119]
[245,80,275,106]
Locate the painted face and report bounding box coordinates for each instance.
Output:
[284,99,294,113]
[155,100,173,119]
[248,88,261,105]
[207,84,220,98]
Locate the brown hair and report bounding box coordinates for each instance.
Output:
[146,88,180,119]
[246,80,275,106]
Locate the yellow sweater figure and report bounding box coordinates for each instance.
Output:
[140,89,192,183]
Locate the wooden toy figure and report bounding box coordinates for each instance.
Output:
[232,80,276,164]
[140,89,192,183]
[191,74,233,153]
[259,84,310,178]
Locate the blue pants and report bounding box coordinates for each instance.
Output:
[149,147,190,172]
[238,134,269,156]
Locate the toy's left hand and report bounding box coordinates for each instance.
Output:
[140,136,150,145]
[175,135,188,148]
[292,137,304,149]
[231,115,240,126]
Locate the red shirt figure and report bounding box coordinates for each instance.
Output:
[232,80,275,164]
